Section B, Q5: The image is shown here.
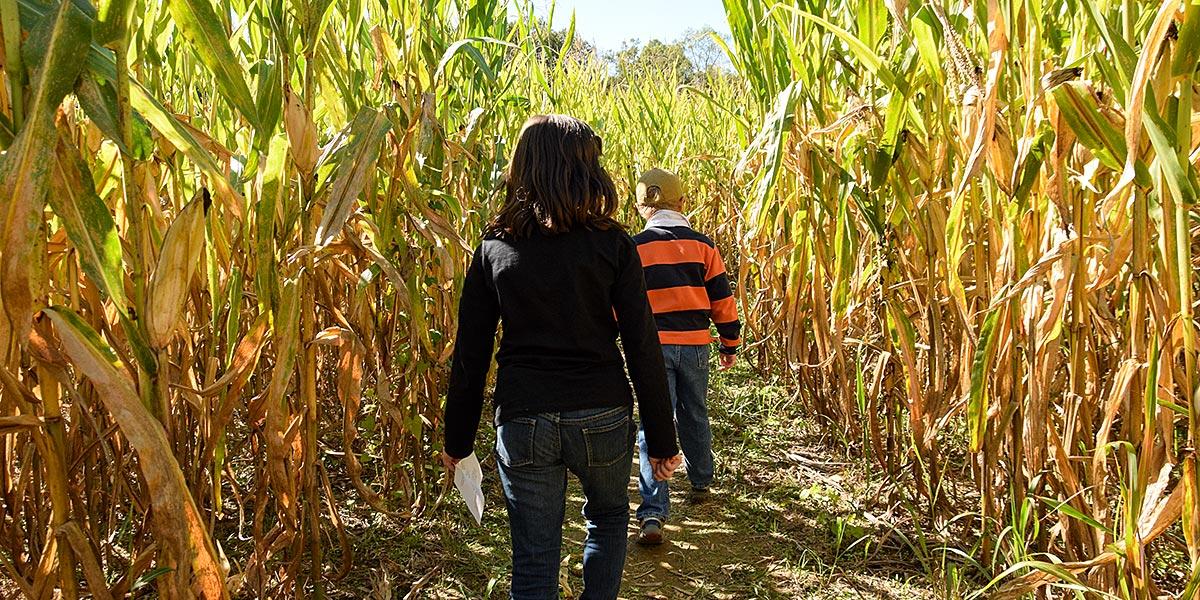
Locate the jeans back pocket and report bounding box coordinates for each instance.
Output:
[495,417,537,468]
[582,414,632,468]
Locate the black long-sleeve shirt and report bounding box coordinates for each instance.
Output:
[443,227,678,459]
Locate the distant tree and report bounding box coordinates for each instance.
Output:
[528,18,598,68]
[681,28,730,75]
[612,38,695,82]
[608,28,736,86]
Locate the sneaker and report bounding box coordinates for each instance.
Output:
[637,519,664,545]
[687,486,711,504]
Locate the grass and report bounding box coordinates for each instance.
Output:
[303,362,950,599]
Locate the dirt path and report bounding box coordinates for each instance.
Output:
[614,445,933,599]
[610,380,935,599]
[339,372,944,599]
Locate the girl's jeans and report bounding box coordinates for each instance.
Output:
[495,406,635,600]
[637,344,713,523]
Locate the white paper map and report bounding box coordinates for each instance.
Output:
[453,452,485,524]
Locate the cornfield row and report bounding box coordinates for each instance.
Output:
[0,0,1195,597]
[721,0,1198,595]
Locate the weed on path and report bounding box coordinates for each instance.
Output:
[332,367,948,599]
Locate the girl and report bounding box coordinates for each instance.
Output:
[441,114,681,600]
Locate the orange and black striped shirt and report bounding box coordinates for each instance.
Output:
[633,216,741,354]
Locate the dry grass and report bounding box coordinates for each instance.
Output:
[313,367,941,599]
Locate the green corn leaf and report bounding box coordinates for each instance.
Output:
[128,79,247,215]
[223,269,244,364]
[885,303,927,425]
[94,0,134,45]
[130,566,174,592]
[945,187,969,321]
[1050,81,1127,171]
[554,9,575,73]
[1079,0,1135,99]
[968,308,1002,452]
[291,0,334,53]
[1145,335,1160,430]
[117,308,157,376]
[18,0,92,119]
[1184,566,1200,600]
[846,177,885,240]
[45,126,157,375]
[436,37,515,85]
[1014,127,1055,206]
[315,107,392,246]
[886,304,919,364]
[706,26,739,73]
[254,59,284,141]
[856,0,888,51]
[169,0,260,128]
[911,6,944,82]
[48,131,127,313]
[1175,0,1200,76]
[1035,495,1113,533]
[773,4,895,87]
[1143,99,1199,206]
[74,73,153,160]
[256,133,288,314]
[265,276,300,421]
[744,81,798,236]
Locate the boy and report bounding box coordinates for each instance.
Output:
[631,168,741,545]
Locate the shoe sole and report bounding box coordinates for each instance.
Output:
[637,523,664,546]
[637,532,663,546]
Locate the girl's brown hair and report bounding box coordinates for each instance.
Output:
[486,114,620,239]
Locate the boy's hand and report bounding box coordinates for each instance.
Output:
[649,454,682,481]
[718,353,736,371]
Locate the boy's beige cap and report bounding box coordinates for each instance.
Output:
[636,168,685,210]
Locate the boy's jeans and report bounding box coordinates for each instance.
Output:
[495,405,635,600]
[637,344,713,523]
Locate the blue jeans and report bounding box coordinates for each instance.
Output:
[637,344,713,523]
[495,406,635,600]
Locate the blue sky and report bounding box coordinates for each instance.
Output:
[509,0,732,53]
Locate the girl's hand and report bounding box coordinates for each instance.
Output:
[649,454,683,481]
[718,353,736,371]
[440,450,462,475]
